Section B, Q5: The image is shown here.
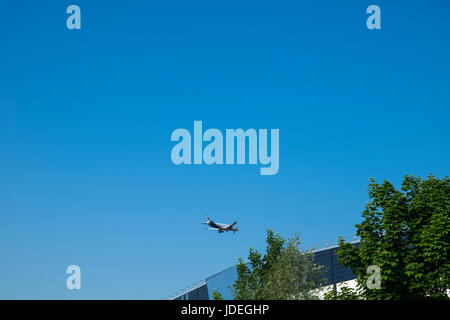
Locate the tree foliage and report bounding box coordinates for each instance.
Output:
[231,230,325,300]
[337,175,450,299]
[211,288,223,300]
[323,285,361,300]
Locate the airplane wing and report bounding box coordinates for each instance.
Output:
[225,221,237,230]
[207,228,219,231]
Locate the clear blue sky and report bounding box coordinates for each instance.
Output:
[0,1,449,299]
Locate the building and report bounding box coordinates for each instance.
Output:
[168,239,360,300]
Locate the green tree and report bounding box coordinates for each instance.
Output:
[337,175,449,299]
[211,288,223,300]
[323,285,360,300]
[232,230,325,300]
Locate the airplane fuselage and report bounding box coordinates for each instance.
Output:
[204,218,238,233]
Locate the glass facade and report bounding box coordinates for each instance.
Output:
[170,241,359,300]
[205,266,238,300]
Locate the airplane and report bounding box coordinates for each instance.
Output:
[202,215,239,233]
